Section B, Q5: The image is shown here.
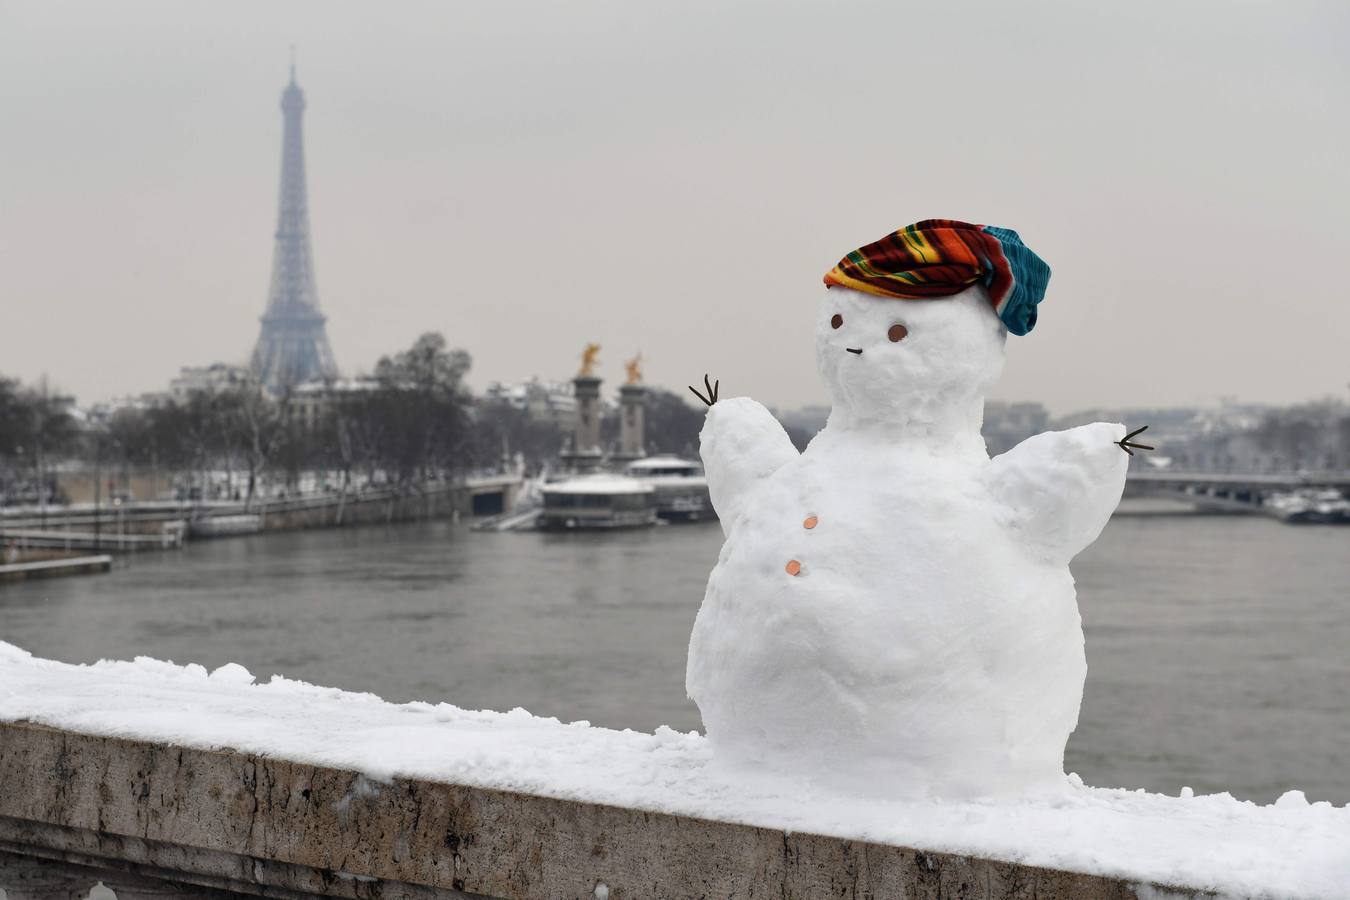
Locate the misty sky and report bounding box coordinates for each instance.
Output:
[2,0,1347,415]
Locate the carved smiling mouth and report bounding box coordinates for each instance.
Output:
[846,348,863,355]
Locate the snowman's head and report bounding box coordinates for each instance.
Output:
[815,285,1007,427]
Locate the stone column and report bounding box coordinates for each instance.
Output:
[573,375,601,455]
[562,375,604,472]
[615,383,646,463]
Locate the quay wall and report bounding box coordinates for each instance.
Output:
[0,511,177,537]
[0,722,1210,900]
[250,484,469,533]
[3,480,519,544]
[0,492,456,537]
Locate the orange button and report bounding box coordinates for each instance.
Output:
[803,515,818,530]
[785,559,802,576]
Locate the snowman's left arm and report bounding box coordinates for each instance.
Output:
[981,422,1129,563]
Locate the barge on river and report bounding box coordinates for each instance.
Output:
[538,475,658,530]
[622,455,714,522]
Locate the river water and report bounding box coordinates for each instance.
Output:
[1,513,1346,804]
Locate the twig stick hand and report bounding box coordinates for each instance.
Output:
[688,374,719,407]
[1115,424,1155,456]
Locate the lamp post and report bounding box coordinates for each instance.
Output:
[93,433,102,548]
[111,438,123,537]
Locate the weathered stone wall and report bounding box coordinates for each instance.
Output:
[8,482,519,542]
[0,722,1211,900]
[251,486,468,533]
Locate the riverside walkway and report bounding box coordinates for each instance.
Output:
[1,644,1345,899]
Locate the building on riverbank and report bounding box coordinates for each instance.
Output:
[169,364,252,399]
[483,378,579,430]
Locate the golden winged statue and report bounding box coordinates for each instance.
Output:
[624,353,643,384]
[580,343,601,377]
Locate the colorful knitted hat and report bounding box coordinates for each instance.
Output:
[823,219,1051,336]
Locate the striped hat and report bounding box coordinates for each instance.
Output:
[823,219,1050,336]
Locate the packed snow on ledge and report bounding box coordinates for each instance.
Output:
[1,642,1346,900]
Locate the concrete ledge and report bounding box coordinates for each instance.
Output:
[0,555,112,583]
[0,722,1204,899]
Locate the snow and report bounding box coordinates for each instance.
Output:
[1,641,1346,899]
[688,286,1130,800]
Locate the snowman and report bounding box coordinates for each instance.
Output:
[685,220,1151,800]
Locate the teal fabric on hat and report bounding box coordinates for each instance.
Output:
[981,226,1050,336]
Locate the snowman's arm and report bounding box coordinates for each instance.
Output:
[982,422,1129,562]
[700,397,800,531]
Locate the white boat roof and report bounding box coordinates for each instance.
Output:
[625,455,701,470]
[640,475,708,486]
[542,475,654,495]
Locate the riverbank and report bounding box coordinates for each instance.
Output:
[0,476,522,556]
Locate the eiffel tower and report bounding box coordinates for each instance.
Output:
[250,61,338,391]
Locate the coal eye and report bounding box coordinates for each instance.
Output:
[888,323,908,342]
[830,314,843,329]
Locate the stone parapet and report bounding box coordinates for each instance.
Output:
[0,722,1206,900]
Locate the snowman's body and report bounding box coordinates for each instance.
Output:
[686,286,1127,799]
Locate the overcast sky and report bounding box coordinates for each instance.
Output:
[2,0,1347,415]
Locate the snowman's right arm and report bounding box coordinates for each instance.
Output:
[700,397,799,532]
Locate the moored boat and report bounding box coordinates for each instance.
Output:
[538,475,657,530]
[1263,489,1350,524]
[622,455,715,522]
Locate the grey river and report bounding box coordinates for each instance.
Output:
[1,514,1347,804]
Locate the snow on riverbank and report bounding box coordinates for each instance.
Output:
[1,641,1345,899]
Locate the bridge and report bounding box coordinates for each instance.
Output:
[1125,469,1350,516]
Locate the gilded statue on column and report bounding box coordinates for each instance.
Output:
[579,343,601,377]
[624,353,643,385]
